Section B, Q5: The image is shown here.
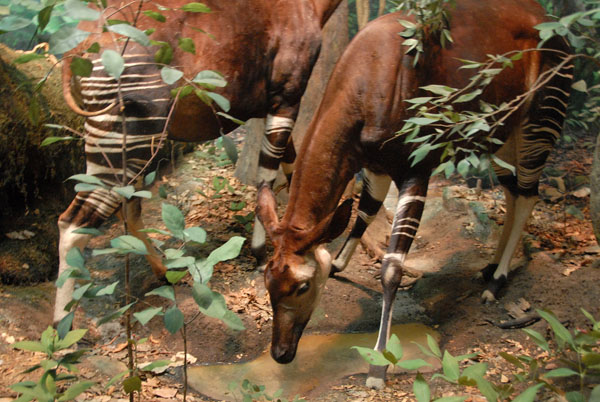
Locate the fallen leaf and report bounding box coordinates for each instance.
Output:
[153,387,178,398]
[5,230,36,240]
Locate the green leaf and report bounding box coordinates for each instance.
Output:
[143,10,166,22]
[65,0,101,20]
[565,205,584,220]
[406,117,438,126]
[154,43,174,65]
[70,57,93,77]
[97,303,135,325]
[96,281,119,296]
[205,91,230,112]
[72,227,102,236]
[454,89,482,103]
[145,285,175,301]
[221,310,245,331]
[216,112,245,126]
[386,334,403,360]
[50,26,90,54]
[166,270,188,284]
[110,235,148,255]
[183,227,207,243]
[491,154,516,175]
[87,42,100,53]
[522,328,550,352]
[0,16,32,32]
[590,385,600,402]
[12,340,46,353]
[351,346,391,366]
[426,334,442,358]
[192,283,213,309]
[456,159,470,177]
[572,80,587,92]
[499,351,524,368]
[161,66,184,85]
[191,284,244,330]
[66,247,85,270]
[206,236,245,264]
[162,203,185,239]
[192,70,227,87]
[72,283,93,301]
[397,359,431,370]
[101,49,125,79]
[13,53,47,65]
[132,190,152,199]
[112,185,136,199]
[413,373,431,402]
[57,380,95,401]
[512,384,544,402]
[57,329,87,349]
[165,256,195,268]
[544,367,579,378]
[537,309,575,349]
[164,306,184,334]
[123,375,142,394]
[565,391,585,402]
[140,359,170,372]
[40,135,76,147]
[421,84,456,96]
[144,171,157,186]
[441,350,460,382]
[220,134,238,164]
[181,2,212,13]
[108,23,150,46]
[57,312,75,340]
[178,37,196,54]
[434,397,467,402]
[133,307,163,326]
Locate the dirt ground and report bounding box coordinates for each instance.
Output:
[0,132,599,401]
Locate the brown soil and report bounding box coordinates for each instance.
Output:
[0,133,598,401]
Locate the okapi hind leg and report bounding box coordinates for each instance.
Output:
[332,169,391,275]
[252,114,296,270]
[367,176,428,389]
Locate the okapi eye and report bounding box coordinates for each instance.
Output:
[297,282,310,296]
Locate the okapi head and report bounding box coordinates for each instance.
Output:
[256,184,353,363]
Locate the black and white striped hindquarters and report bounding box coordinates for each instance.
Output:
[62,53,172,227]
[494,48,573,195]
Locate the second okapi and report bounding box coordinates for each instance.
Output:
[54,0,344,325]
[256,0,573,389]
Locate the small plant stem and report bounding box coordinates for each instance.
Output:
[182,322,188,402]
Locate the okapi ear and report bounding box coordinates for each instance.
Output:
[320,198,353,243]
[256,183,280,238]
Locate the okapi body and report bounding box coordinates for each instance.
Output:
[256,0,572,388]
[54,0,343,325]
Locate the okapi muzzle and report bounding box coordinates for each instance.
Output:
[264,247,333,363]
[256,184,352,364]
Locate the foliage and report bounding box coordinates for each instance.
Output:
[11,326,94,402]
[392,0,455,65]
[354,308,600,401]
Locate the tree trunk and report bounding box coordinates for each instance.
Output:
[234,1,349,186]
[356,0,370,30]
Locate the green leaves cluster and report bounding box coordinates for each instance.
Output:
[397,51,528,178]
[11,327,94,402]
[392,0,455,65]
[354,308,600,401]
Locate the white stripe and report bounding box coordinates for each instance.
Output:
[88,115,167,123]
[82,83,167,97]
[266,115,294,131]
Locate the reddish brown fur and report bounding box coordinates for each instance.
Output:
[258,0,571,369]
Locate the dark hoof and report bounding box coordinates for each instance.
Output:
[480,263,498,282]
[481,274,507,304]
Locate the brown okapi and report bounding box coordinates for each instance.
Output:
[54,0,344,325]
[256,0,572,389]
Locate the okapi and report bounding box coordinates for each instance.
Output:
[54,0,344,325]
[256,0,572,389]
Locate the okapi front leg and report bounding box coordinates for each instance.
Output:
[367,177,428,389]
[332,169,391,274]
[54,188,121,325]
[252,114,295,268]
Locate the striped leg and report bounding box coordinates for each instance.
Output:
[331,169,391,274]
[54,187,121,325]
[252,114,296,268]
[481,60,572,302]
[367,177,429,389]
